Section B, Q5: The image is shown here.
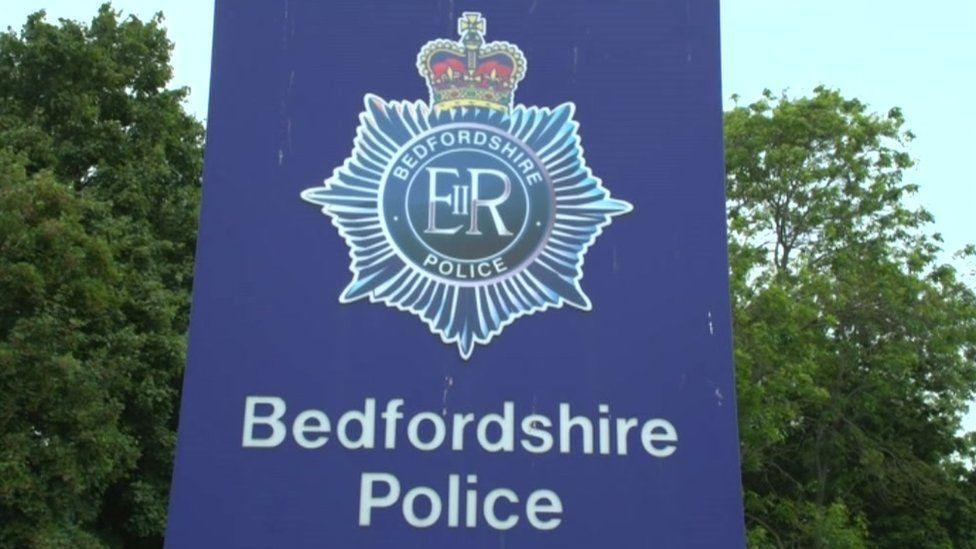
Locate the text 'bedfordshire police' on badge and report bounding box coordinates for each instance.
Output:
[302,13,631,359]
[167,2,746,548]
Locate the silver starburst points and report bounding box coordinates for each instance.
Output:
[303,95,631,360]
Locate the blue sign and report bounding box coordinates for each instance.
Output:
[166,2,744,547]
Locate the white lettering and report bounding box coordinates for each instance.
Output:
[407,411,447,451]
[242,396,286,448]
[641,419,678,457]
[559,403,594,454]
[292,409,331,449]
[526,490,563,530]
[337,398,376,449]
[359,472,400,526]
[477,401,515,452]
[483,489,519,530]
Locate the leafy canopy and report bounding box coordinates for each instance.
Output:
[727,88,976,548]
[0,4,202,547]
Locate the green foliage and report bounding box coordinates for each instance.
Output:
[0,5,202,547]
[727,88,976,547]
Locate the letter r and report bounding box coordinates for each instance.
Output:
[466,168,512,236]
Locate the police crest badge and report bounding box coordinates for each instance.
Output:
[302,13,632,359]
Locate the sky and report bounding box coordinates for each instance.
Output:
[2,1,974,416]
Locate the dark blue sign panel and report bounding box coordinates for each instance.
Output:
[166,1,744,547]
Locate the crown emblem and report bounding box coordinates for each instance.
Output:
[304,13,631,359]
[417,12,526,113]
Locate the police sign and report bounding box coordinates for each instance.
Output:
[301,12,631,359]
[166,2,745,547]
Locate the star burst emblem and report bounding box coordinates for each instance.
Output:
[302,13,631,359]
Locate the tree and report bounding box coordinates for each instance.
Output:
[726,88,976,547]
[0,5,202,547]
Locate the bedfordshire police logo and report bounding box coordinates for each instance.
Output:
[302,13,632,359]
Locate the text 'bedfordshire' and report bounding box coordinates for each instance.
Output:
[242,396,679,530]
